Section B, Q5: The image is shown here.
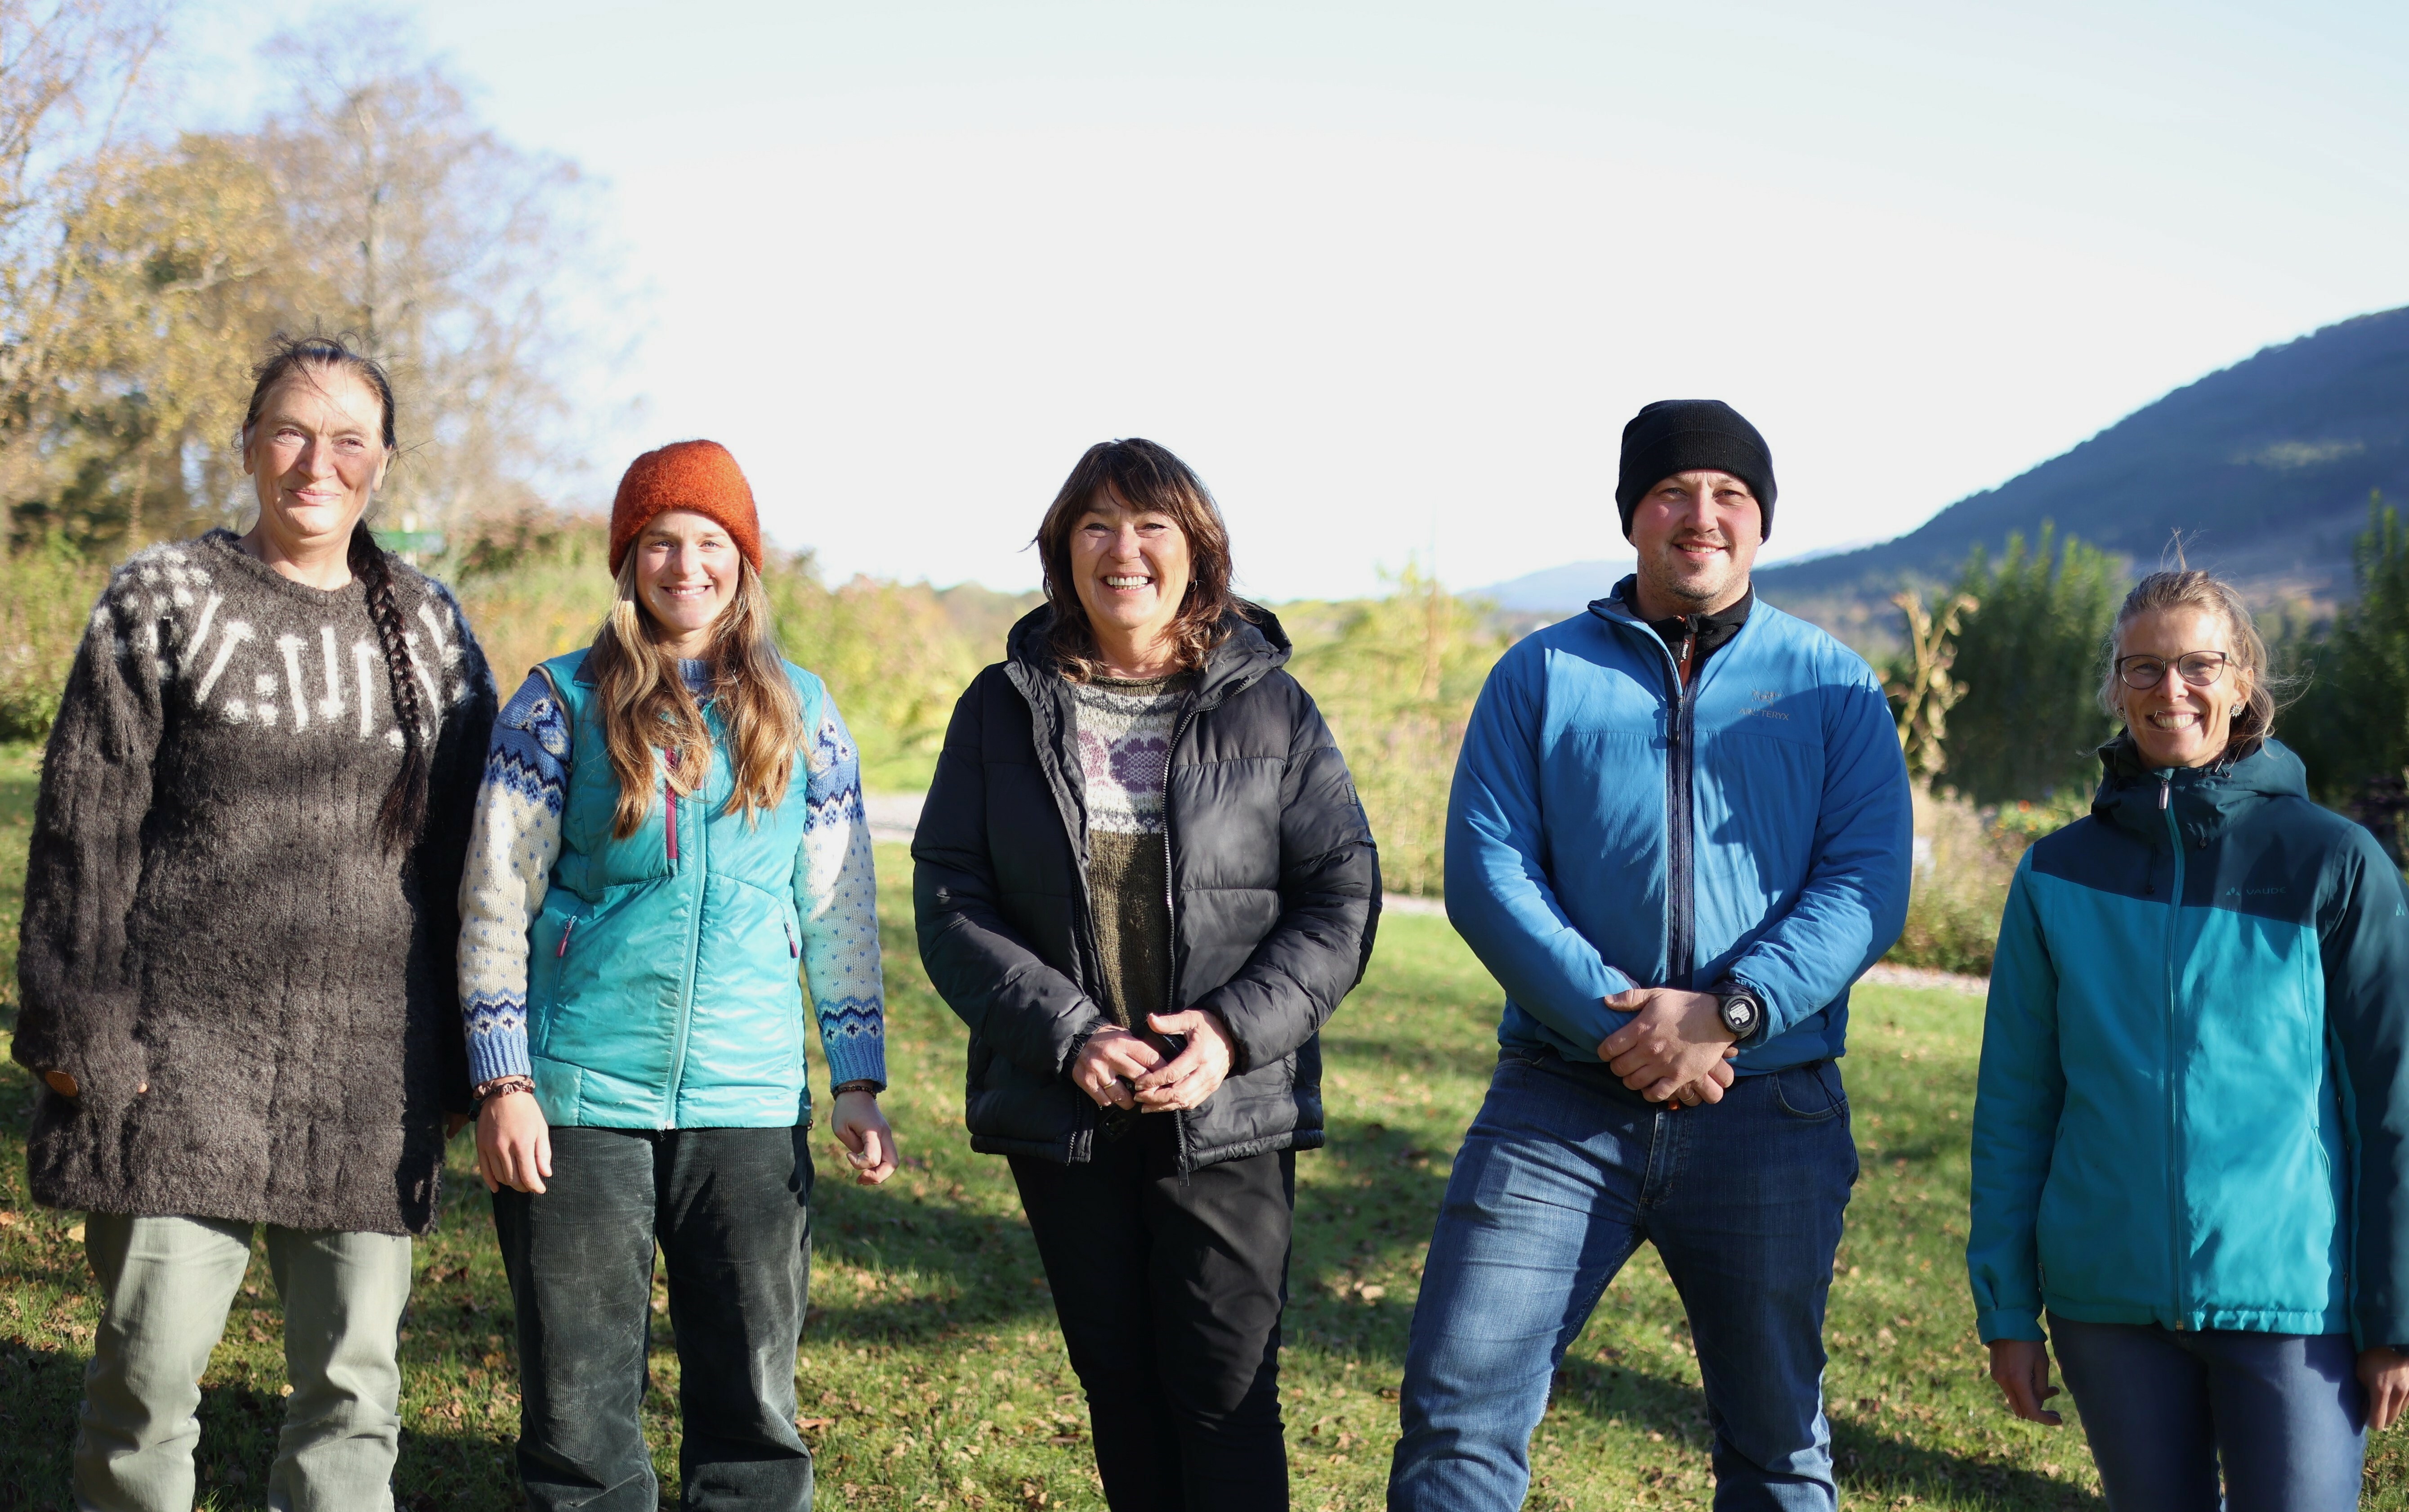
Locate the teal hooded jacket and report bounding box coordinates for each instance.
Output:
[1968,738,2409,1347]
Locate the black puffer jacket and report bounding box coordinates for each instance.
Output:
[914,606,1380,1170]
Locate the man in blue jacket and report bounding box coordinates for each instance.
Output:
[1388,400,1913,1510]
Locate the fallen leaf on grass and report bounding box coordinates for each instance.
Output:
[796,1415,837,1432]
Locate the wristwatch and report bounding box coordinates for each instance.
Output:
[1713,982,1765,1041]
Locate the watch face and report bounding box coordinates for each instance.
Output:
[1721,993,1758,1035]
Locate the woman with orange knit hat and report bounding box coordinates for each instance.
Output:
[457,438,896,1511]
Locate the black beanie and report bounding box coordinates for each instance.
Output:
[1614,399,1777,540]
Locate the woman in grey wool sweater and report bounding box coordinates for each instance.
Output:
[11,335,497,1512]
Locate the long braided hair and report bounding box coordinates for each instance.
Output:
[241,335,430,852]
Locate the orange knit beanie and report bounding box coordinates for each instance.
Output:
[609,439,764,574]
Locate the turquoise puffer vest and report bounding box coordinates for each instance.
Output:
[524,650,827,1129]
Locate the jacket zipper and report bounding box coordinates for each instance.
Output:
[2160,776,2188,1328]
[664,753,707,1123]
[784,918,799,959]
[1665,627,1698,990]
[556,916,577,958]
[665,750,680,861]
[1163,698,1198,1172]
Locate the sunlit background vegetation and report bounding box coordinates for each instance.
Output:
[11,0,2409,1505]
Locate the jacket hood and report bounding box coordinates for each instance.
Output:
[1004,602,1291,710]
[2091,733,2309,848]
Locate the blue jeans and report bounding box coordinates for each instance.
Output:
[2048,1314,2366,1511]
[1389,1049,1857,1511]
[492,1124,816,1512]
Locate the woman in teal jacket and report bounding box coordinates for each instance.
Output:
[458,441,896,1512]
[1969,567,2409,1508]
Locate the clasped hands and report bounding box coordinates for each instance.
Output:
[1597,987,1742,1108]
[1072,1009,1236,1115]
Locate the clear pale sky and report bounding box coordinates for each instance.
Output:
[188,1,2409,600]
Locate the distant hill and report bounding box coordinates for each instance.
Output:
[1754,305,2409,651]
[1472,557,1634,611]
[1470,538,1882,616]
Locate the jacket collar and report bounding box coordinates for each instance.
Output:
[1003,602,1290,712]
[1585,576,1761,677]
[2090,733,2306,848]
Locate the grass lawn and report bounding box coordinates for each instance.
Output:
[0,759,2403,1506]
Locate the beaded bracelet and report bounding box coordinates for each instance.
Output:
[475,1075,536,1105]
[831,1079,882,1097]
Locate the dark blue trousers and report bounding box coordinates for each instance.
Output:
[2050,1313,2366,1511]
[1390,1048,1859,1511]
[492,1123,816,1512]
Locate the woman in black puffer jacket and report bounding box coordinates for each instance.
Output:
[915,437,1379,1511]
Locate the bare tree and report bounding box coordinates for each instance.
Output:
[0,5,627,555]
[247,15,611,536]
[0,0,173,505]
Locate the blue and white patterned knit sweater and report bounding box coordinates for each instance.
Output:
[456,660,887,1094]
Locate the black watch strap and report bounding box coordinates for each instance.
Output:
[1713,982,1764,1039]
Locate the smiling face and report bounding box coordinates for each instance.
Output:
[2117,605,2250,769]
[241,366,391,553]
[633,509,742,658]
[1068,488,1193,670]
[1627,469,1762,619]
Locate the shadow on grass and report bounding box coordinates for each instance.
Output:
[1549,1353,2102,1509]
[0,1342,81,1512]
[1317,1031,1508,1084]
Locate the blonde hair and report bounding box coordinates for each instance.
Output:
[2096,567,2276,760]
[584,553,804,839]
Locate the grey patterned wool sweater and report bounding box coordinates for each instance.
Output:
[12,530,497,1235]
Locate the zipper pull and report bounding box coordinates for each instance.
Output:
[2159,779,2171,811]
[784,919,798,959]
[556,917,577,958]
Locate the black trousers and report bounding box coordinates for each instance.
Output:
[1010,1111,1296,1512]
[492,1124,816,1512]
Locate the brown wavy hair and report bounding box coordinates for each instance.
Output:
[584,548,804,838]
[1033,438,1248,680]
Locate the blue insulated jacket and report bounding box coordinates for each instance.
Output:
[1445,588,1912,1073]
[522,652,849,1128]
[1968,739,2409,1347]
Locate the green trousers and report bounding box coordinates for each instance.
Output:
[73,1213,413,1512]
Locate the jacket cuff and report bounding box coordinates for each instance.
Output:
[1200,1005,1250,1077]
[1059,1010,1116,1078]
[1976,1307,2045,1343]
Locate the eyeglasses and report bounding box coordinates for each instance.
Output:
[2116,651,2232,691]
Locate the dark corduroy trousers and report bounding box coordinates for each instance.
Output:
[493,1124,816,1512]
[1010,1111,1296,1512]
